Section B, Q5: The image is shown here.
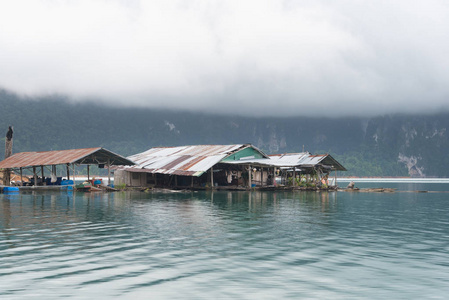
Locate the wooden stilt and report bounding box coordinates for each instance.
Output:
[261,167,264,187]
[20,167,23,186]
[66,164,70,180]
[41,166,44,185]
[107,159,111,186]
[191,176,194,188]
[248,165,252,189]
[33,166,37,186]
[210,167,214,188]
[87,165,90,181]
[51,165,56,183]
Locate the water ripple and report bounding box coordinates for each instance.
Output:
[1,189,449,299]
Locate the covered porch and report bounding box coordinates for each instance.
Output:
[0,147,135,190]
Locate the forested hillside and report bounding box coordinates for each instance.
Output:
[1,90,448,177]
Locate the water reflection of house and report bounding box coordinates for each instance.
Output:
[114,144,346,190]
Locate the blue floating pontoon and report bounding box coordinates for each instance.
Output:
[3,186,19,193]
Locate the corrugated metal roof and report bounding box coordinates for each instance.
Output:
[118,145,346,175]
[223,152,346,171]
[223,152,308,167]
[0,148,135,169]
[125,144,260,176]
[268,153,311,166]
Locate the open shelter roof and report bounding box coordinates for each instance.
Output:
[0,147,135,169]
[222,152,347,171]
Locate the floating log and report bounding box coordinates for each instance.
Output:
[342,187,396,193]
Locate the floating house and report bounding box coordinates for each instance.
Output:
[0,147,135,190]
[224,152,346,186]
[114,144,346,189]
[114,144,269,189]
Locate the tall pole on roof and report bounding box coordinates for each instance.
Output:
[5,126,13,158]
[3,126,13,186]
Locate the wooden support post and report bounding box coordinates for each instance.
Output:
[51,165,56,183]
[248,165,252,189]
[87,165,90,181]
[191,176,194,188]
[293,169,296,187]
[20,167,23,186]
[107,159,111,186]
[33,166,37,186]
[154,174,157,186]
[210,167,214,188]
[66,164,70,180]
[335,170,337,187]
[261,167,264,187]
[175,175,178,187]
[41,166,44,185]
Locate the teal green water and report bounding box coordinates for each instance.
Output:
[1,185,449,299]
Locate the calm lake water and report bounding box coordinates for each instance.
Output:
[1,182,449,299]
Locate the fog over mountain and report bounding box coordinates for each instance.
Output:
[2,1,448,176]
[1,1,449,117]
[1,91,449,177]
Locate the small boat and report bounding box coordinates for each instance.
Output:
[75,182,93,192]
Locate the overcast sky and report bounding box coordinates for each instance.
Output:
[1,0,449,117]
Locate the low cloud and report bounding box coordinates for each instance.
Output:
[1,0,449,116]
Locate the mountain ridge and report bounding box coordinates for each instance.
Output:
[1,89,448,177]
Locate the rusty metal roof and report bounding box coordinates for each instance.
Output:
[125,144,261,176]
[0,147,135,169]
